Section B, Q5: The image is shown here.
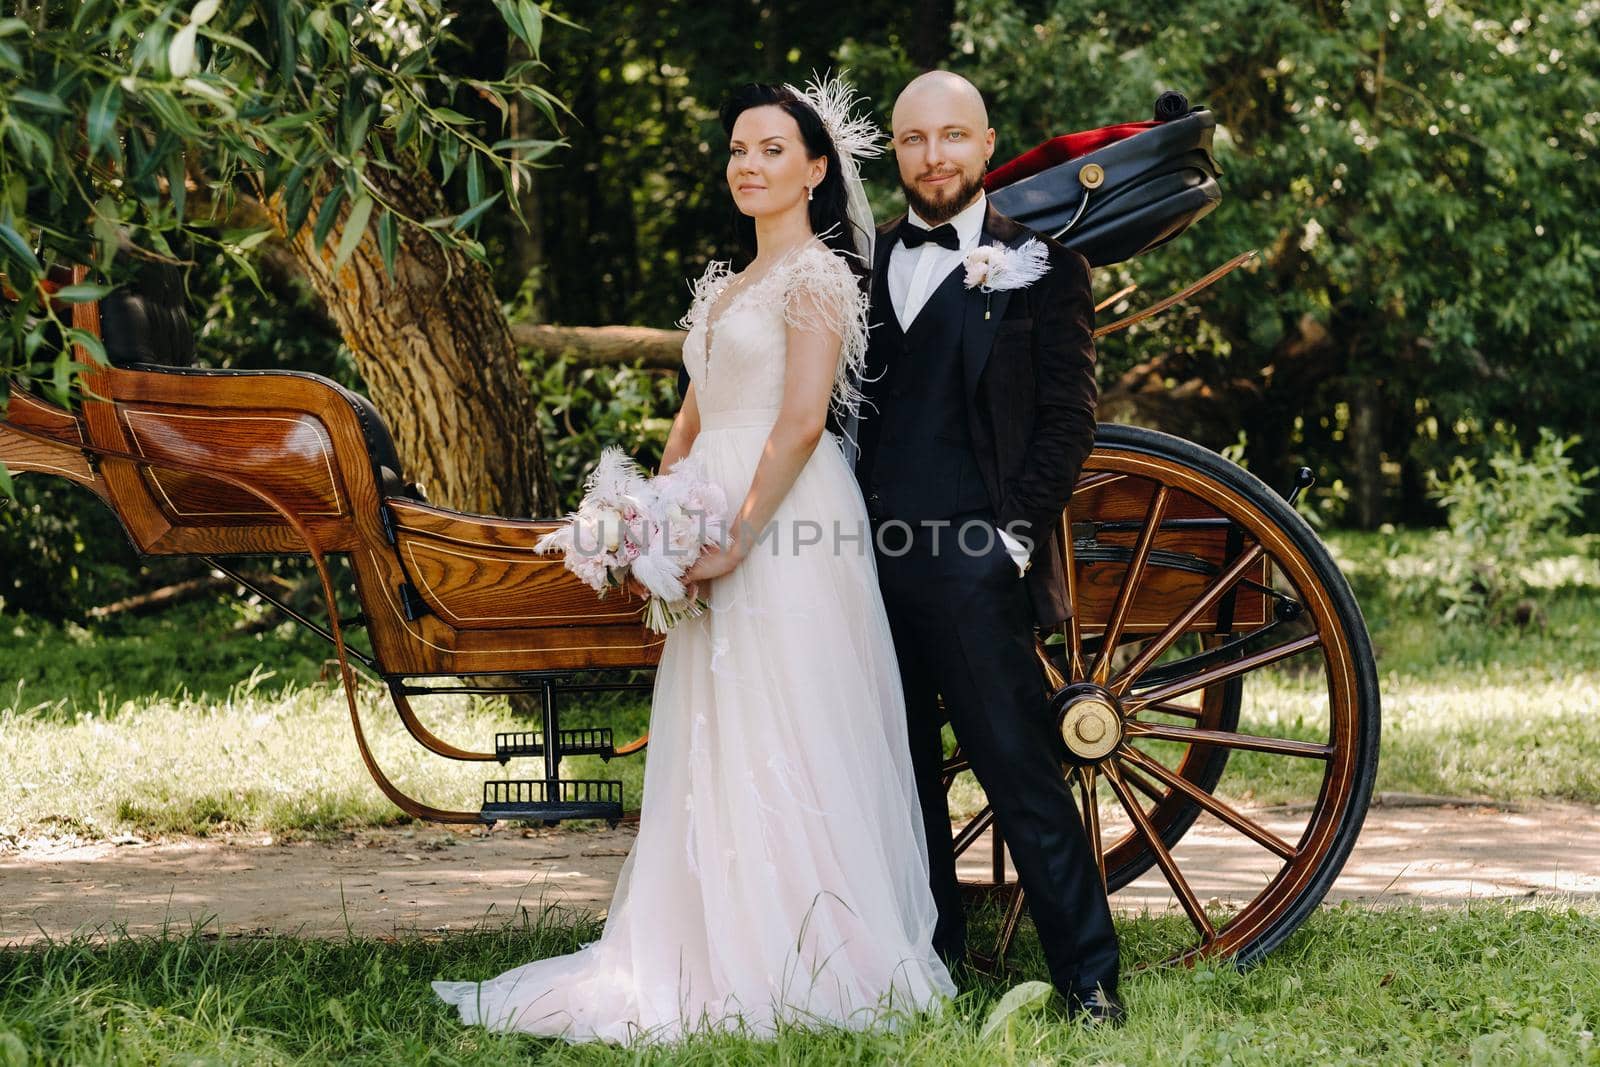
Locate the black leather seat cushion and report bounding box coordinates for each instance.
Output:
[100,259,197,369]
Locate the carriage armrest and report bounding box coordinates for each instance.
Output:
[384,498,559,551]
[383,498,649,634]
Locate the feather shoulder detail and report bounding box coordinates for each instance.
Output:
[777,244,872,424]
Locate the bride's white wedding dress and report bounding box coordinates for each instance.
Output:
[432,241,956,1044]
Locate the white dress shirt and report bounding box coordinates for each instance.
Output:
[886,191,1032,577]
[887,191,988,329]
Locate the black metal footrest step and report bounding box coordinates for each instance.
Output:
[480,778,623,823]
[494,727,615,763]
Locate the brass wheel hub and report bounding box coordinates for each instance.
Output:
[1054,683,1125,763]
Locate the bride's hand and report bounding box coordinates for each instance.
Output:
[683,542,741,584]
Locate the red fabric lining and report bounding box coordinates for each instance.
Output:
[985,121,1160,191]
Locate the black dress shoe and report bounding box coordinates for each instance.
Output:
[1067,984,1126,1027]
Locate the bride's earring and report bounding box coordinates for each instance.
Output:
[806,184,814,202]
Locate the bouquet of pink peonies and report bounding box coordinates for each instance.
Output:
[536,447,729,633]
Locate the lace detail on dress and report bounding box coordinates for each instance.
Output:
[779,244,873,427]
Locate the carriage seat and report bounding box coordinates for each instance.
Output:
[98,260,424,502]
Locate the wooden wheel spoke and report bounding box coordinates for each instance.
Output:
[1126,634,1322,713]
[950,805,994,858]
[1118,746,1298,860]
[1076,765,1106,891]
[940,758,972,784]
[1121,760,1169,804]
[1059,510,1087,680]
[1125,721,1333,760]
[1109,543,1266,696]
[1103,761,1215,942]
[1091,485,1170,685]
[1036,639,1066,689]
[1071,471,1125,497]
[1144,700,1205,720]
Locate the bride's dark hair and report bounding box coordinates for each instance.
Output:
[719,83,869,283]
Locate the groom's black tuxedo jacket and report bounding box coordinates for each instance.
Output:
[854,203,1099,627]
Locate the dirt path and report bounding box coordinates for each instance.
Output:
[3,797,1597,946]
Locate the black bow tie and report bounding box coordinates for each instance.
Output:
[900,223,960,250]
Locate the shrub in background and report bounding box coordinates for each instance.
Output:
[1417,430,1595,622]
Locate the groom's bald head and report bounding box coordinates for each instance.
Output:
[892,71,990,135]
[891,71,995,225]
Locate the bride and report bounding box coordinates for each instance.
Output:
[431,74,957,1043]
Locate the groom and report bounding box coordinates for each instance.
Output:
[846,71,1122,1023]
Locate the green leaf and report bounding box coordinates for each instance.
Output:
[492,0,531,52]
[87,82,122,161]
[451,190,502,232]
[392,106,419,150]
[332,194,372,271]
[311,182,347,250]
[396,47,429,77]
[10,88,69,114]
[378,209,397,279]
[0,461,14,500]
[276,7,295,83]
[181,77,235,118]
[0,17,30,36]
[142,88,205,138]
[467,153,483,206]
[431,108,474,126]
[517,0,542,56]
[54,284,114,303]
[47,350,75,407]
[283,178,314,237]
[0,222,41,277]
[977,981,1055,1041]
[6,119,52,169]
[65,328,108,366]
[199,30,268,66]
[343,102,374,156]
[437,134,461,184]
[233,228,273,251]
[168,154,187,221]
[489,137,560,157]
[92,196,120,269]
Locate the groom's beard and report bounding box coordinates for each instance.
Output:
[901,168,987,226]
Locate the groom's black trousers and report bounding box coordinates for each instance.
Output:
[871,508,1120,994]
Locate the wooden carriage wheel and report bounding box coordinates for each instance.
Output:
[948,424,1380,968]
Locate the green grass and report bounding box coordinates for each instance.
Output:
[0,596,334,715]
[0,902,1594,1064]
[1,530,1597,842]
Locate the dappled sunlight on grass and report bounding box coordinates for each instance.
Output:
[0,672,560,842]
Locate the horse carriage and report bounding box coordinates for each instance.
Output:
[0,95,1379,972]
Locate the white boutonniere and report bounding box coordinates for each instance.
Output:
[963,238,1051,319]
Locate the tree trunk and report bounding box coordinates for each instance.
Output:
[506,42,547,321]
[1347,375,1384,529]
[266,169,557,518]
[911,0,955,68]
